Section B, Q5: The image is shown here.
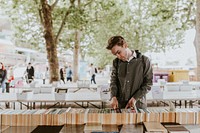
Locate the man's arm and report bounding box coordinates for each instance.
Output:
[110,59,119,109]
[110,59,119,98]
[133,56,153,101]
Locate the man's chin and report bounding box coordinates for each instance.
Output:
[120,58,127,61]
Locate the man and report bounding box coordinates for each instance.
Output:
[25,62,34,84]
[66,65,73,82]
[0,62,7,93]
[106,36,153,109]
[60,67,65,84]
[90,63,96,84]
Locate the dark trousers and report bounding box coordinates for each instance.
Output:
[6,82,10,93]
[61,77,65,84]
[91,74,96,84]
[67,77,72,82]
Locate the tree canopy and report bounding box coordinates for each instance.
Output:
[0,0,197,80]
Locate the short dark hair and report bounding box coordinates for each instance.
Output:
[106,36,125,50]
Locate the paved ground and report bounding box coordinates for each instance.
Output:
[33,73,110,86]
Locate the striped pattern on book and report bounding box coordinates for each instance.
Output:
[1,108,70,126]
[66,108,88,124]
[143,122,167,133]
[121,109,137,124]
[175,108,196,124]
[0,107,200,125]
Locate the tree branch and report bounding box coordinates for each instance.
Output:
[34,0,44,27]
[83,0,93,7]
[55,0,75,44]
[51,0,59,10]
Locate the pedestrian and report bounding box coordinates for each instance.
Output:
[25,62,34,84]
[0,62,7,93]
[90,63,96,84]
[60,68,65,84]
[66,65,73,82]
[106,36,153,109]
[42,66,49,84]
[6,66,14,92]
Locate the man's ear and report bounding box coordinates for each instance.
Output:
[123,43,128,48]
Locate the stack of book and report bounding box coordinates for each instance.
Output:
[87,108,122,125]
[1,108,70,126]
[87,108,102,124]
[121,109,137,124]
[66,108,89,124]
[175,108,196,124]
[1,107,200,126]
[100,108,121,125]
[161,122,190,133]
[0,125,9,132]
[146,108,161,122]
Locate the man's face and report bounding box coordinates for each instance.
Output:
[111,44,128,61]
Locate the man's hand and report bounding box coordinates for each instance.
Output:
[111,97,118,109]
[125,97,136,109]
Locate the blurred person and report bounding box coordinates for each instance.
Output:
[0,62,7,93]
[60,68,65,84]
[25,62,34,84]
[42,67,49,84]
[90,63,96,84]
[106,36,153,109]
[7,66,14,83]
[6,66,14,92]
[66,65,73,82]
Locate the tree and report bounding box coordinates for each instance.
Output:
[0,0,76,83]
[194,0,200,80]
[84,0,189,68]
[37,0,77,83]
[1,0,198,80]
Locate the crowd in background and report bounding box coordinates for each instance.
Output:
[0,61,103,93]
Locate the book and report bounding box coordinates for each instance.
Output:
[102,125,119,132]
[120,124,143,133]
[31,125,64,133]
[143,122,167,133]
[0,125,9,132]
[84,123,102,133]
[121,109,137,124]
[60,124,84,133]
[164,126,189,133]
[161,123,189,133]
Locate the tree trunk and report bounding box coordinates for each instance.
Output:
[41,0,59,83]
[194,0,200,81]
[73,30,81,82]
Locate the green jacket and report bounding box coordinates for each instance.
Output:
[110,50,153,108]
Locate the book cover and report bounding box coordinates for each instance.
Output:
[84,123,102,133]
[120,124,143,133]
[143,122,167,133]
[161,122,189,133]
[162,123,189,133]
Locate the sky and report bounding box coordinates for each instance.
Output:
[147,29,196,68]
